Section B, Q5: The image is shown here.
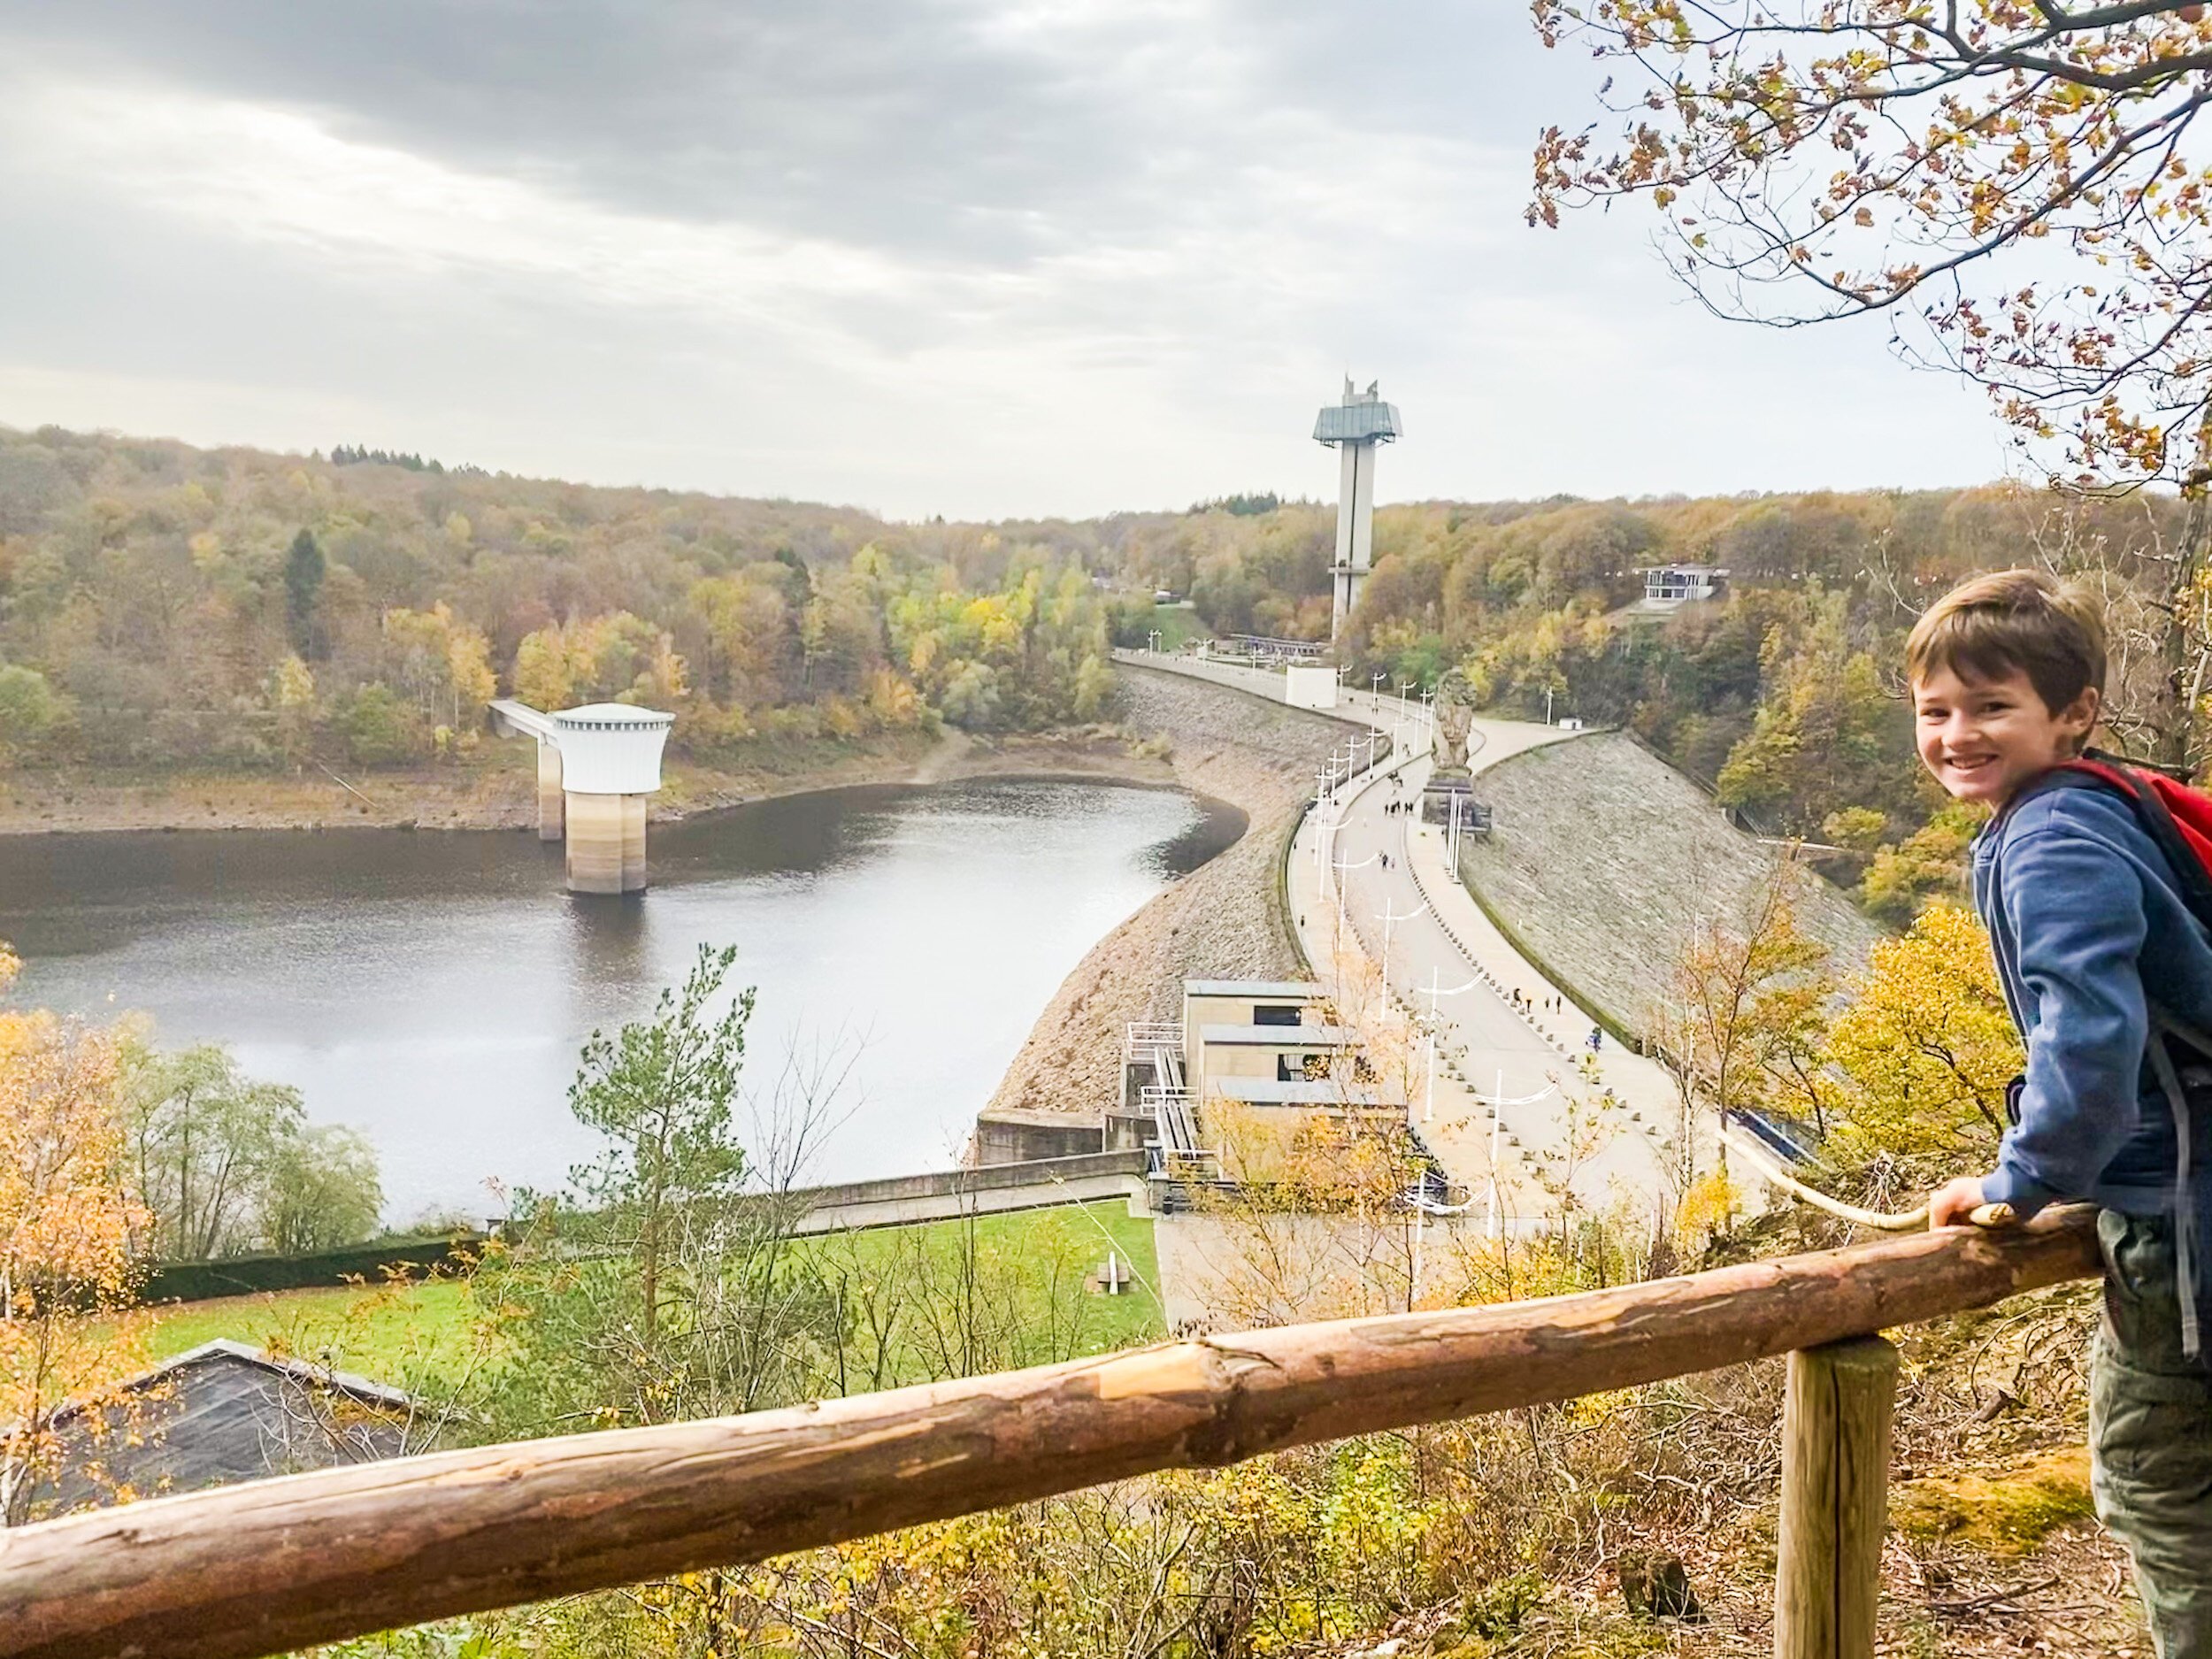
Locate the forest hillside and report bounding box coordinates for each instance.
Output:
[0,423,2176,902]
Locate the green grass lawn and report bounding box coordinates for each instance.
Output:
[803,1198,1164,1353]
[1133,601,1204,653]
[124,1201,1162,1394]
[134,1279,480,1386]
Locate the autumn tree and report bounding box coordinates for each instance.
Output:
[1533,0,2212,764]
[265,654,317,764]
[121,1040,303,1260]
[380,602,497,737]
[1825,902,2023,1161]
[687,568,798,707]
[0,941,151,1524]
[572,942,753,1333]
[1651,865,1837,1193]
[511,613,687,711]
[481,943,780,1436]
[478,955,873,1458]
[259,1125,384,1256]
[1859,797,1981,919]
[1714,590,1914,835]
[120,1037,381,1261]
[0,665,65,766]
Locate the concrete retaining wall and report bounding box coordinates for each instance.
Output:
[971,1111,1106,1164]
[786,1149,1152,1234]
[1111,650,1288,702]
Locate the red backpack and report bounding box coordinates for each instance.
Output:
[2032,751,2212,931]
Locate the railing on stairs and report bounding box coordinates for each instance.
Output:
[0,1210,2103,1659]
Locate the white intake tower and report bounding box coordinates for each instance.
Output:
[489,699,673,894]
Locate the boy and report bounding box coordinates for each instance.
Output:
[1911,569,2212,1656]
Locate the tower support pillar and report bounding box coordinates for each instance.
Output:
[564,792,649,895]
[537,742,565,841]
[621,794,647,892]
[1331,441,1378,635]
[1312,380,1401,644]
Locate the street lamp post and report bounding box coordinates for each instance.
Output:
[1415,969,1480,1122]
[1486,1102,1503,1240]
[1469,1071,1559,1239]
[1373,897,1427,987]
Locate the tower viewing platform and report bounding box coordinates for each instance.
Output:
[1313,378,1402,640]
[488,698,673,895]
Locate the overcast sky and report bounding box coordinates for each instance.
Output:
[0,1,2010,520]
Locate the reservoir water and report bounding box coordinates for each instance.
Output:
[0,778,1240,1224]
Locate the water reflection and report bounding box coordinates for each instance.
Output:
[0,779,1242,1221]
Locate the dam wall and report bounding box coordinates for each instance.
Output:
[1455,729,1882,1038]
[975,664,1344,1151]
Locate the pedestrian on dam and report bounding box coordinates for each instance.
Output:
[1913,569,2212,1656]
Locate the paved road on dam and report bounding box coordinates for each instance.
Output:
[1286,695,1676,1224]
[1112,650,1688,1226]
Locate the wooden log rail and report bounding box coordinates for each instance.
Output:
[0,1208,2101,1659]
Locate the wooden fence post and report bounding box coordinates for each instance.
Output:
[1774,1335,1899,1659]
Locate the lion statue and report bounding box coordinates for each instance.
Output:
[1431,667,1478,773]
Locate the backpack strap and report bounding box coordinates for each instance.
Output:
[2010,753,2212,936]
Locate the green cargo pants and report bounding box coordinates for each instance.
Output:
[2092,1210,2212,1658]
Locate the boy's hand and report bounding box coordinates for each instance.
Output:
[1927,1174,1990,1229]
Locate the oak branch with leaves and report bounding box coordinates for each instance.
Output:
[1533,0,2212,763]
[1533,0,2212,485]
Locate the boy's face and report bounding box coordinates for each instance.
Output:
[1912,664,2100,809]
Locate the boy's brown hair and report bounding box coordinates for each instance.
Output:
[1905,568,2108,718]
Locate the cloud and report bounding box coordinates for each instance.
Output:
[0,1,2005,517]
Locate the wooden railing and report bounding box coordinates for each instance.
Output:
[0,1208,2101,1659]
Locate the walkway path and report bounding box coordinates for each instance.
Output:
[1289,704,1678,1222]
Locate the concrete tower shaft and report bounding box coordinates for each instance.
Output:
[1313,379,1402,640]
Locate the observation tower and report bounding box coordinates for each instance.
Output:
[488,699,674,894]
[1313,378,1402,639]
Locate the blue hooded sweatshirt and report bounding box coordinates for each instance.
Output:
[1971,782,2212,1217]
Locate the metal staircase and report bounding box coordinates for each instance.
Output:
[1124,1023,1219,1184]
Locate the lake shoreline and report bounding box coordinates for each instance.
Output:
[3,768,1214,1217]
[0,726,1176,838]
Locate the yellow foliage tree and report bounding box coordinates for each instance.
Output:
[265,654,317,764]
[0,941,152,1523]
[1651,869,1834,1193]
[383,603,496,731]
[512,625,575,711]
[1860,802,1980,925]
[1825,902,2023,1161]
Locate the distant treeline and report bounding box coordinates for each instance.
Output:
[1314,488,2185,915]
[326,443,488,477]
[0,426,1130,776]
[0,423,2176,910]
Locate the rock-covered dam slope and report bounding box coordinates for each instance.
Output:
[1457,729,1883,1037]
[979,664,1341,1133]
